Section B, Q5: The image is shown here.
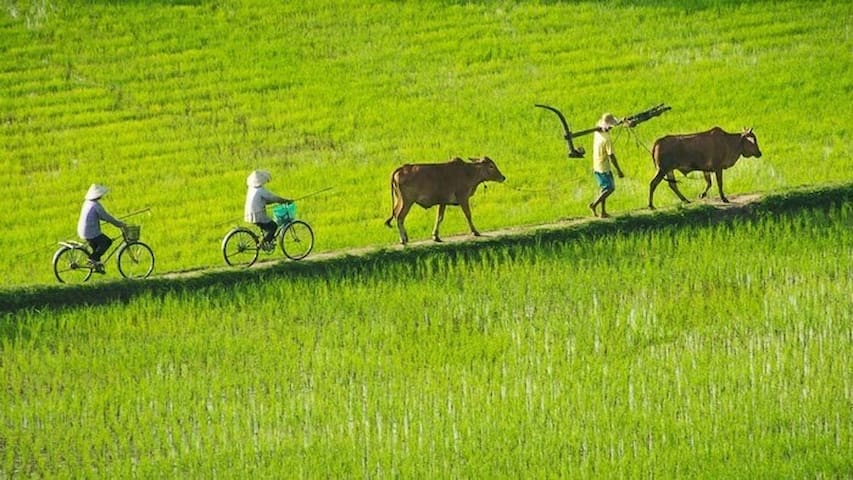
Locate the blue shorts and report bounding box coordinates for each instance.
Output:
[594,171,615,191]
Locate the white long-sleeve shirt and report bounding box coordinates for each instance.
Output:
[77,200,123,240]
[245,187,285,223]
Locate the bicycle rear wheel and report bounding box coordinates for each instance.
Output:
[222,228,260,267]
[52,245,93,284]
[117,242,155,279]
[279,220,314,260]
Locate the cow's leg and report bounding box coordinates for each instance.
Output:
[648,169,667,209]
[715,169,728,203]
[665,172,691,204]
[699,172,712,199]
[432,204,446,242]
[395,201,413,245]
[460,199,480,236]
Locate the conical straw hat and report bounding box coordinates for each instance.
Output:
[246,170,272,187]
[85,184,109,200]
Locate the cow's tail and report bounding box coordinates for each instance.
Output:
[384,173,397,228]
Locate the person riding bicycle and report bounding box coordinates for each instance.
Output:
[245,170,292,248]
[77,184,126,273]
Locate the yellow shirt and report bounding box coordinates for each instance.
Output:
[593,130,614,173]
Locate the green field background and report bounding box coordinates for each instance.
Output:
[3,201,851,477]
[1,1,852,477]
[1,0,850,286]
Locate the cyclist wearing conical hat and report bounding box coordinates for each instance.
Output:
[245,170,292,246]
[77,184,126,273]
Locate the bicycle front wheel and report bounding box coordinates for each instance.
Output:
[52,245,93,284]
[279,220,314,260]
[117,242,155,279]
[222,228,260,267]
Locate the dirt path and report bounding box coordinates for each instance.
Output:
[160,193,765,280]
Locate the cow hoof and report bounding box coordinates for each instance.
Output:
[432,237,442,243]
[721,197,730,203]
[648,205,656,210]
[472,231,481,237]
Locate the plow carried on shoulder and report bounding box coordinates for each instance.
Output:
[535,103,671,158]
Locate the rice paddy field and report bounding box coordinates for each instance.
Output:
[1,0,850,284]
[1,0,852,477]
[2,197,851,477]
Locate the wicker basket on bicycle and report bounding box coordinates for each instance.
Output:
[123,225,141,242]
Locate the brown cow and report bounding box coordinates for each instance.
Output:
[384,157,506,245]
[649,127,762,209]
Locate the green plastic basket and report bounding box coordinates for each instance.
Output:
[272,203,296,225]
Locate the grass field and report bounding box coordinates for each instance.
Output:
[1,0,851,285]
[1,1,852,477]
[2,196,850,477]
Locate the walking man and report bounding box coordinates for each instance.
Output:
[589,113,624,218]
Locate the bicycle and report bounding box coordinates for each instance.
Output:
[52,225,155,283]
[221,202,315,267]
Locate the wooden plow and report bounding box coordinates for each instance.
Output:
[535,103,671,158]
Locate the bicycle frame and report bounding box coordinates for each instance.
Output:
[274,219,292,238]
[222,201,314,267]
[60,233,127,266]
[54,224,155,283]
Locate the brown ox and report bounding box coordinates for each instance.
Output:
[384,157,506,245]
[649,127,762,209]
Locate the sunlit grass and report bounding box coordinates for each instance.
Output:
[2,204,850,477]
[0,0,850,285]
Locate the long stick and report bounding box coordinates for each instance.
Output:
[119,207,151,220]
[292,186,334,202]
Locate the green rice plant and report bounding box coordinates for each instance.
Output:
[1,203,849,477]
[0,0,850,286]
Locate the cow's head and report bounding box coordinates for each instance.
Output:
[470,156,506,183]
[740,128,762,158]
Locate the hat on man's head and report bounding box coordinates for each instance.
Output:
[597,113,620,131]
[85,184,109,200]
[246,170,272,187]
